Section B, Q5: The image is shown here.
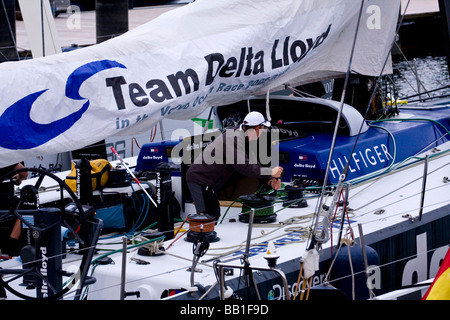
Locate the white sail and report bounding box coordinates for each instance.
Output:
[0,0,400,167]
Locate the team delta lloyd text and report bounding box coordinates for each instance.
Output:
[105,25,332,113]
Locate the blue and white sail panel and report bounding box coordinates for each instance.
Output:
[0,0,400,166]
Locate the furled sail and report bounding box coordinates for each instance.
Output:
[0,0,400,166]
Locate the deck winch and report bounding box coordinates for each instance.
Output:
[185,213,219,243]
[137,231,166,256]
[238,194,277,223]
[283,179,308,208]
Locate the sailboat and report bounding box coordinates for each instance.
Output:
[1,0,449,300]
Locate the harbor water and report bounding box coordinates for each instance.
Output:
[392,55,450,101]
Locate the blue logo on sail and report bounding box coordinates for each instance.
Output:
[0,59,125,150]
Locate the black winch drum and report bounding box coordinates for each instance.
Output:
[238,194,277,223]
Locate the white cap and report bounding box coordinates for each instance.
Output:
[242,111,271,128]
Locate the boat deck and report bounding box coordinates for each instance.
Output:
[4,139,450,300]
[82,146,450,300]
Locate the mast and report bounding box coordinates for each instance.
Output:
[0,0,18,62]
[96,0,129,44]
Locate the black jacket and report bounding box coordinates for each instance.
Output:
[186,128,272,192]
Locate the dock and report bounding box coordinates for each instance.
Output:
[402,0,440,18]
[13,0,443,55]
[399,0,447,58]
[15,4,185,53]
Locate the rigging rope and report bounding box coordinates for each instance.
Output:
[309,0,366,251]
[309,0,414,251]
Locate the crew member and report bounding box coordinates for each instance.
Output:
[186,111,283,220]
[0,162,28,256]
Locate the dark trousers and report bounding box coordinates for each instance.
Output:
[0,193,23,256]
[187,182,220,220]
[0,218,23,256]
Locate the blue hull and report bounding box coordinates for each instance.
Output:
[136,97,450,187]
[281,106,450,184]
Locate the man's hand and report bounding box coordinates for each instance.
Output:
[12,174,21,185]
[268,177,282,190]
[271,166,283,178]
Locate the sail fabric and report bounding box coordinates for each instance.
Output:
[0,0,400,167]
[422,247,450,300]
